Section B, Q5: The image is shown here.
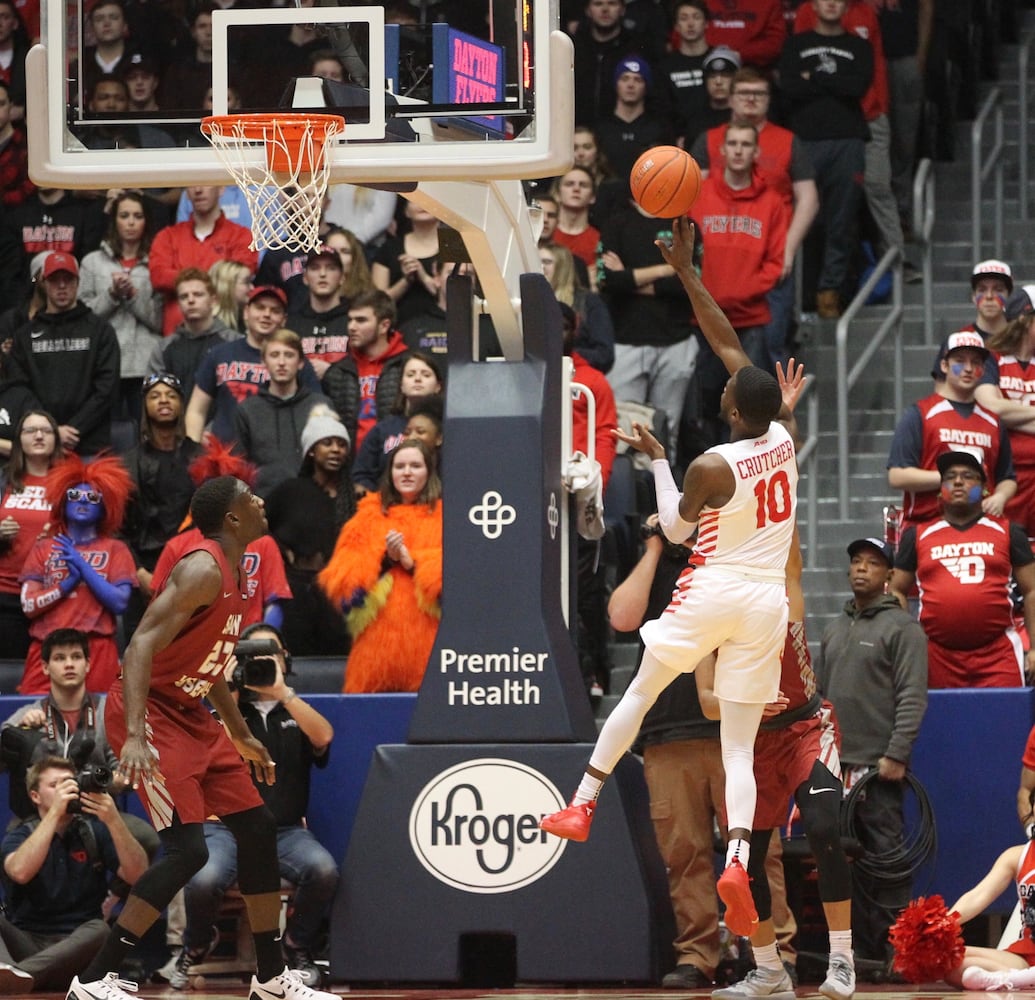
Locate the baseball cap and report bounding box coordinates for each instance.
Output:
[1005,285,1035,323]
[246,285,287,307]
[41,252,79,279]
[944,330,989,358]
[306,246,343,269]
[122,51,159,77]
[847,537,893,566]
[704,46,741,75]
[971,259,1013,292]
[614,56,652,88]
[936,449,986,481]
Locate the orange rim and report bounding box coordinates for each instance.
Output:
[200,112,346,143]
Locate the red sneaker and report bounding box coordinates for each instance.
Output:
[718,858,758,937]
[540,800,595,842]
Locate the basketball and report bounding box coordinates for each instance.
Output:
[629,146,703,219]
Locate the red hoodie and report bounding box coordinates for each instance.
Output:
[693,168,789,329]
[354,330,409,450]
[571,352,618,490]
[706,0,786,70]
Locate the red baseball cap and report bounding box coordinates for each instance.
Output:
[247,285,287,307]
[42,252,79,279]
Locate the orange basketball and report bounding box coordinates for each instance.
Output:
[629,146,703,219]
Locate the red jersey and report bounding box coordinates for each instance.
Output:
[1010,841,1035,956]
[915,515,1016,649]
[993,354,1035,470]
[153,529,289,626]
[19,535,137,639]
[0,474,52,594]
[148,537,248,707]
[779,619,817,711]
[904,393,1004,525]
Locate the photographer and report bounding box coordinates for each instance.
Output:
[170,623,338,989]
[1,629,158,873]
[0,756,148,992]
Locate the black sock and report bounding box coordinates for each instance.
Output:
[253,929,284,983]
[80,926,141,983]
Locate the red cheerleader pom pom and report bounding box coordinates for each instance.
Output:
[889,895,965,983]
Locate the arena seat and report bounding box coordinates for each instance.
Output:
[289,657,346,693]
[0,660,23,696]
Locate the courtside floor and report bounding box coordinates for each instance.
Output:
[38,986,972,999]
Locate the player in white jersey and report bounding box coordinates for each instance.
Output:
[541,217,800,942]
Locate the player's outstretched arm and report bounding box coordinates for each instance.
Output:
[119,551,222,788]
[656,216,750,377]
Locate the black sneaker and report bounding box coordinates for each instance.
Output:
[662,963,712,989]
[282,939,322,987]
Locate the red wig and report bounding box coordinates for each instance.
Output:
[188,440,257,488]
[45,452,134,536]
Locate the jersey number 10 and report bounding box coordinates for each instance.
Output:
[753,470,793,528]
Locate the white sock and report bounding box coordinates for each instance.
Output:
[572,773,603,806]
[753,942,781,972]
[829,931,853,961]
[726,837,750,869]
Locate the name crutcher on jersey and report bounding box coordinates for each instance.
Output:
[735,438,796,479]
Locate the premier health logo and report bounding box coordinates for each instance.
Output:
[409,758,567,893]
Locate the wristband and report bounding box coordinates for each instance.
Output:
[282,688,297,705]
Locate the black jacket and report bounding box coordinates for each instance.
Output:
[7,302,120,455]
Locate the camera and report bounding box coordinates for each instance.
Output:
[232,638,281,688]
[640,520,663,541]
[67,762,113,813]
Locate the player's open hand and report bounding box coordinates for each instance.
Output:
[234,733,276,786]
[119,734,163,790]
[655,217,696,274]
[776,357,806,413]
[612,421,666,461]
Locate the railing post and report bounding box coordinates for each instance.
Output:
[1020,32,1034,221]
[913,158,935,344]
[970,89,1003,259]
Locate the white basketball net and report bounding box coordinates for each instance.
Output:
[201,114,346,253]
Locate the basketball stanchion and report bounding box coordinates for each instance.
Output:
[200,113,346,252]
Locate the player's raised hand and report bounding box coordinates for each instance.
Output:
[655,216,696,274]
[776,357,806,413]
[612,421,666,461]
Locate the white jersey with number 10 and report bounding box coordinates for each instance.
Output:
[691,421,798,579]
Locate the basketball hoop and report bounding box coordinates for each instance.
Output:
[200,113,346,253]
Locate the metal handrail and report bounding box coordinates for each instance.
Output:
[970,88,1005,257]
[912,158,935,344]
[837,247,904,521]
[795,374,820,568]
[1020,32,1035,221]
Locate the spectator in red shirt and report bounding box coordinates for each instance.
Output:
[705,0,785,72]
[149,186,258,335]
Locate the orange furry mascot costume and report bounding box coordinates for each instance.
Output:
[318,490,442,693]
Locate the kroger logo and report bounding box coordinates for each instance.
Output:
[408,759,567,894]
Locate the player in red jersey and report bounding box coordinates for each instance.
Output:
[699,532,855,1000]
[66,476,339,1000]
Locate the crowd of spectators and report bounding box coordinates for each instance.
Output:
[0,0,1029,992]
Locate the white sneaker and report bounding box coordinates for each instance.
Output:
[712,966,796,1000]
[819,953,855,1000]
[250,967,344,1000]
[66,972,138,1000]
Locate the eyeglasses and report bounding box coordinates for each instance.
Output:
[21,425,56,437]
[141,372,183,395]
[733,90,770,100]
[67,488,103,503]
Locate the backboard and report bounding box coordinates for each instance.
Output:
[27,0,572,188]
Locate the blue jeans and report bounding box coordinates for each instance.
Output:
[183,822,339,952]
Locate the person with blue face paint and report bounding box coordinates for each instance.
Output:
[890,450,1035,689]
[17,455,138,696]
[888,330,1017,533]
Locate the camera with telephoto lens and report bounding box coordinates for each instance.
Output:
[232,638,281,688]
